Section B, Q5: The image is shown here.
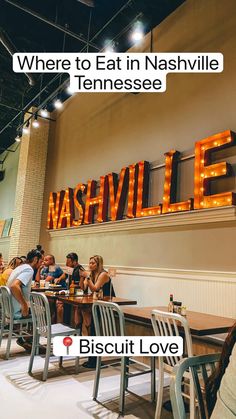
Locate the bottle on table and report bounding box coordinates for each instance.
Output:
[69,279,75,296]
[98,288,103,299]
[168,294,174,312]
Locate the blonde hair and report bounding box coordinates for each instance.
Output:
[89,255,104,282]
[7,257,23,270]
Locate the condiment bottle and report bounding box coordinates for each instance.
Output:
[98,288,103,299]
[168,294,174,312]
[181,306,187,316]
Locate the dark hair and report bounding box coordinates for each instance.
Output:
[26,249,42,263]
[0,253,2,258]
[66,252,78,262]
[206,322,236,415]
[36,244,45,256]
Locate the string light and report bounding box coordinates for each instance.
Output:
[54,98,63,109]
[108,168,128,221]
[66,85,76,95]
[23,120,30,134]
[104,40,115,53]
[32,114,39,128]
[162,151,192,213]
[131,21,144,43]
[15,134,21,142]
[40,108,49,118]
[136,161,161,217]
[73,183,86,226]
[194,130,236,209]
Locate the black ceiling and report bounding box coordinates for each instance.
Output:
[0,0,185,153]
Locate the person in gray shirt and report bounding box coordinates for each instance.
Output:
[7,249,42,319]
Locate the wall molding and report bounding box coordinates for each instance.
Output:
[48,206,236,238]
[57,263,236,285]
[0,237,11,244]
[113,266,236,284]
[109,266,236,318]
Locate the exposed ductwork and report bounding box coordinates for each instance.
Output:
[0,28,35,86]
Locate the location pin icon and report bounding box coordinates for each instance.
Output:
[63,336,73,355]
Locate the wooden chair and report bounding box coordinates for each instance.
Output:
[170,353,220,419]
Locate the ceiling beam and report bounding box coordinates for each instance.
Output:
[4,0,100,50]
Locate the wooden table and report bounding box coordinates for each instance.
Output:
[122,306,235,336]
[48,294,137,307]
[32,287,63,292]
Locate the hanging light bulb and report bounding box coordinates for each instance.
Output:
[23,120,30,134]
[54,98,63,109]
[15,133,21,142]
[32,114,39,128]
[40,108,49,118]
[104,40,115,53]
[131,21,144,43]
[67,85,76,95]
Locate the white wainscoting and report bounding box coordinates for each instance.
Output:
[58,263,236,319]
[109,266,236,319]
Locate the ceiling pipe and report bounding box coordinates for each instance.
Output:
[77,0,95,6]
[0,29,35,86]
[4,0,99,50]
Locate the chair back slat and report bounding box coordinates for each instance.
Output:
[108,306,117,336]
[92,301,125,337]
[191,366,206,418]
[1,286,13,320]
[151,310,193,368]
[201,364,209,387]
[170,353,220,419]
[30,292,51,337]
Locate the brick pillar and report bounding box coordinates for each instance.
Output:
[8,110,50,259]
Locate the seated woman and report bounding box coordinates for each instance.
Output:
[206,322,236,418]
[80,255,115,368]
[81,255,115,299]
[0,257,23,286]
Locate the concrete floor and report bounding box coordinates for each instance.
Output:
[0,338,174,419]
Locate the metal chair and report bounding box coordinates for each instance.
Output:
[29,292,80,381]
[170,353,221,419]
[92,300,156,415]
[151,309,194,419]
[0,286,33,359]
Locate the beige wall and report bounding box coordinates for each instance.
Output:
[0,147,20,260]
[0,147,20,220]
[40,0,236,276]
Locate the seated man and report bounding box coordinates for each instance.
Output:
[56,252,85,328]
[41,254,66,288]
[7,248,42,349]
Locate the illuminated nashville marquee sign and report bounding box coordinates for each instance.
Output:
[47,130,236,230]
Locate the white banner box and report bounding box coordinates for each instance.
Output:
[53,336,183,357]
